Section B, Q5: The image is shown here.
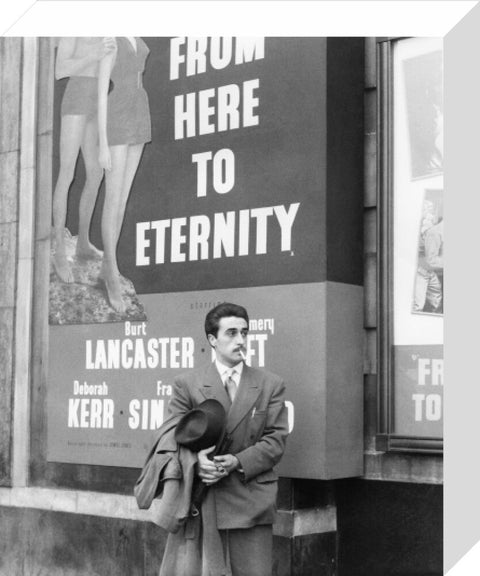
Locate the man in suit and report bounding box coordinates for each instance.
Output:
[168,302,289,576]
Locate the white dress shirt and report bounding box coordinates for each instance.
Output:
[215,358,244,389]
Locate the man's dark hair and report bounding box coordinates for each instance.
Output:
[205,302,249,338]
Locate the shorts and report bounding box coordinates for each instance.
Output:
[61,76,98,118]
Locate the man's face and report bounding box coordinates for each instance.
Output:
[208,316,248,368]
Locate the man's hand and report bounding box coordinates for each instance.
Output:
[213,454,240,475]
[197,448,240,485]
[197,446,224,485]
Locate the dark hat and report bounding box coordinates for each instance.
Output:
[174,399,226,452]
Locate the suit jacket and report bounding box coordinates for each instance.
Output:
[134,413,182,510]
[168,362,289,530]
[134,413,198,534]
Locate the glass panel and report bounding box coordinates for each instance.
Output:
[391,38,443,438]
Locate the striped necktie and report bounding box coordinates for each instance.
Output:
[224,369,237,403]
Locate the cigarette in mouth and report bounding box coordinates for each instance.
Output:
[239,350,246,361]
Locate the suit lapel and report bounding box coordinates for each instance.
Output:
[226,365,262,434]
[199,363,231,415]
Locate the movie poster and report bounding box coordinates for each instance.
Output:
[403,49,443,180]
[47,37,354,475]
[412,189,443,316]
[392,38,443,437]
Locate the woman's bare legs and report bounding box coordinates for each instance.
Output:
[115,143,144,241]
[101,145,127,312]
[101,143,144,314]
[52,115,87,282]
[76,118,104,259]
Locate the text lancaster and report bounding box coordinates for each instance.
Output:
[136,203,300,265]
[86,337,195,370]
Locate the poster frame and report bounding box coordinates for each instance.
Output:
[376,37,443,454]
[30,36,365,483]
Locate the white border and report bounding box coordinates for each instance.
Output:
[1,1,479,575]
[1,1,476,37]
